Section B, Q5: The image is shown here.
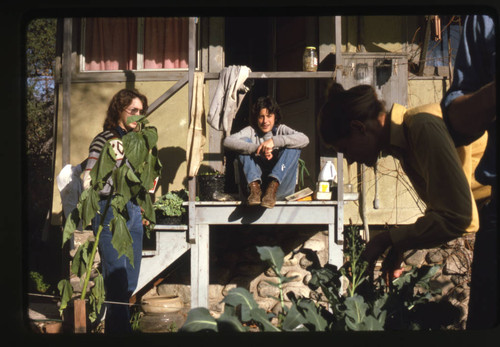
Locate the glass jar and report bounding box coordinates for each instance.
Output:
[303,46,318,72]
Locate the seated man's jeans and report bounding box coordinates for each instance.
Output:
[92,198,143,333]
[239,143,301,200]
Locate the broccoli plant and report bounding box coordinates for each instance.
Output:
[180,225,448,332]
[180,246,327,332]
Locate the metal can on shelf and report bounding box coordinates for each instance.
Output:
[303,46,318,72]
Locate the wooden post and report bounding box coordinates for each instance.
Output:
[62,18,72,166]
[73,299,87,333]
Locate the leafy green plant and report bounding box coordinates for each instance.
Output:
[198,169,224,176]
[341,224,368,297]
[297,159,313,190]
[57,115,162,324]
[29,271,51,294]
[180,246,327,332]
[180,225,448,332]
[153,190,187,218]
[307,225,444,330]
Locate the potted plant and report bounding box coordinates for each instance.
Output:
[197,170,225,201]
[153,190,188,225]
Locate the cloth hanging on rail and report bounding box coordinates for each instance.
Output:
[207,65,252,137]
[187,71,207,177]
[56,161,85,219]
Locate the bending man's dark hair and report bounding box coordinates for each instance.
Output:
[317,82,385,148]
[250,96,282,130]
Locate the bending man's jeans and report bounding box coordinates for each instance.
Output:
[92,198,144,333]
[239,142,301,200]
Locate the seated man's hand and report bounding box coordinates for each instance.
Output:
[257,139,275,160]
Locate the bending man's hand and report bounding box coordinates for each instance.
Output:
[362,230,403,281]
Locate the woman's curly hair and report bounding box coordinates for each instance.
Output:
[103,88,148,131]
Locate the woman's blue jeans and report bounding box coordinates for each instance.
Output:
[239,145,301,200]
[92,198,143,333]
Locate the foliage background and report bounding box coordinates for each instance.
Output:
[25,18,58,282]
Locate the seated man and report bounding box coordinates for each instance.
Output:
[223,96,309,208]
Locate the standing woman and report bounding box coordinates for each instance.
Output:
[82,88,148,333]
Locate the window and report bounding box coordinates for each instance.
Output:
[82,17,189,71]
[425,16,462,68]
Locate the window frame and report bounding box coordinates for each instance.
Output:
[73,17,200,82]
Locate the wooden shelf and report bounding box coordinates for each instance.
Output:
[204,71,335,80]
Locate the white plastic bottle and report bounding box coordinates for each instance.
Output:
[317,161,337,193]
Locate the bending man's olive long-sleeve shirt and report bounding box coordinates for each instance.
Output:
[385,103,479,252]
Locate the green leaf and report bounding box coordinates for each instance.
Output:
[217,309,249,332]
[89,273,105,323]
[308,266,342,307]
[249,308,280,332]
[372,292,389,320]
[296,299,328,331]
[110,213,134,267]
[113,165,133,203]
[80,188,99,228]
[90,142,116,190]
[57,279,73,316]
[141,127,159,149]
[179,307,218,332]
[222,287,259,322]
[138,152,157,191]
[111,195,127,215]
[282,303,308,331]
[62,208,79,247]
[122,131,148,169]
[126,115,144,125]
[362,315,385,331]
[125,164,142,184]
[71,240,91,277]
[29,271,50,293]
[344,295,369,330]
[137,192,155,224]
[256,246,284,272]
[415,265,440,289]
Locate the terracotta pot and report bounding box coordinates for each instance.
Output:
[141,295,183,314]
[43,321,63,333]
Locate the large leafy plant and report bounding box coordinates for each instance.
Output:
[304,225,445,330]
[57,116,162,324]
[180,246,328,332]
[180,225,449,332]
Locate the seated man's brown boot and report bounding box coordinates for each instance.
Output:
[261,180,279,209]
[247,181,262,206]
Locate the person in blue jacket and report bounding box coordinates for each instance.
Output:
[441,14,496,329]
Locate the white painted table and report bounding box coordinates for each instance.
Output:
[188,199,353,308]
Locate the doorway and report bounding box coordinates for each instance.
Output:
[223,16,320,192]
